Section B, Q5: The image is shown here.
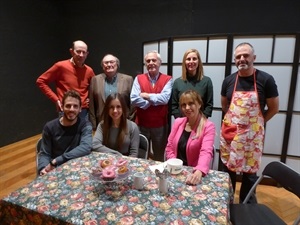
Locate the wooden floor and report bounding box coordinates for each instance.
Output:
[0,135,299,225]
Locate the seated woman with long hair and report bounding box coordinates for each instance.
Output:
[92,93,139,157]
[165,90,215,185]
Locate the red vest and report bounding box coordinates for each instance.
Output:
[136,73,171,128]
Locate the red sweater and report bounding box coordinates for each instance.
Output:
[136,73,171,128]
[36,60,95,109]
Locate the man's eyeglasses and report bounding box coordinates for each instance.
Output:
[103,60,116,65]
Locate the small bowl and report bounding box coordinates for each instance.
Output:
[166,158,183,174]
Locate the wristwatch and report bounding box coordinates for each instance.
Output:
[50,160,56,167]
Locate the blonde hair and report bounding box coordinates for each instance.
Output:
[179,90,207,139]
[181,49,204,81]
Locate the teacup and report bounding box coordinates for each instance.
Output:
[166,158,183,174]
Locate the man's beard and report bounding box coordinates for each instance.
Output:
[64,113,78,122]
[238,64,249,70]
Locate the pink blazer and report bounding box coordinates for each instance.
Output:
[165,117,215,175]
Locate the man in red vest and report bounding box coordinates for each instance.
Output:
[130,50,172,161]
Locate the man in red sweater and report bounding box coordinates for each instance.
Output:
[130,50,172,161]
[36,40,95,120]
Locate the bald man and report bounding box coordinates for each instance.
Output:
[36,40,95,119]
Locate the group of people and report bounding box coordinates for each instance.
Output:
[36,40,279,203]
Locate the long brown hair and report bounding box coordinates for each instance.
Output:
[100,93,128,151]
[181,49,204,81]
[179,90,207,139]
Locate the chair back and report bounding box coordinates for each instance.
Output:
[210,145,216,169]
[36,138,42,153]
[262,161,300,198]
[36,138,42,176]
[138,134,149,159]
[243,161,300,204]
[232,161,300,225]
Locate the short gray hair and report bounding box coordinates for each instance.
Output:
[234,42,255,55]
[101,54,120,68]
[144,50,162,63]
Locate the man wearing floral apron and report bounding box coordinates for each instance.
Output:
[220,42,279,203]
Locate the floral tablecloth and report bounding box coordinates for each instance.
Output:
[0,152,233,225]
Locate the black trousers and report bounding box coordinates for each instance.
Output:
[223,164,258,203]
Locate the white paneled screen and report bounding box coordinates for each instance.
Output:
[143,33,300,173]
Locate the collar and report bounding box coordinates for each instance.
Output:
[105,73,118,83]
[70,58,84,68]
[70,58,76,66]
[147,72,160,81]
[187,73,197,82]
[59,116,78,126]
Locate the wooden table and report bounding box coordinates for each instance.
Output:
[0,152,233,225]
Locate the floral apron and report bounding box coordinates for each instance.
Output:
[220,72,265,173]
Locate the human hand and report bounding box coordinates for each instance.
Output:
[186,170,202,185]
[39,163,55,176]
[39,167,48,176]
[86,98,90,107]
[140,92,150,100]
[57,100,63,111]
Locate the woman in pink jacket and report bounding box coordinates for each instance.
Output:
[165,90,215,185]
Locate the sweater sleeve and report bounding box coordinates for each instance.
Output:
[128,121,140,158]
[202,77,214,118]
[171,79,181,118]
[37,125,53,173]
[88,76,98,130]
[36,63,60,103]
[55,121,93,165]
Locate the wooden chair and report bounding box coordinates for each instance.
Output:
[230,161,300,225]
[137,134,149,159]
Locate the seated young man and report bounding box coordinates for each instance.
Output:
[38,90,93,176]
